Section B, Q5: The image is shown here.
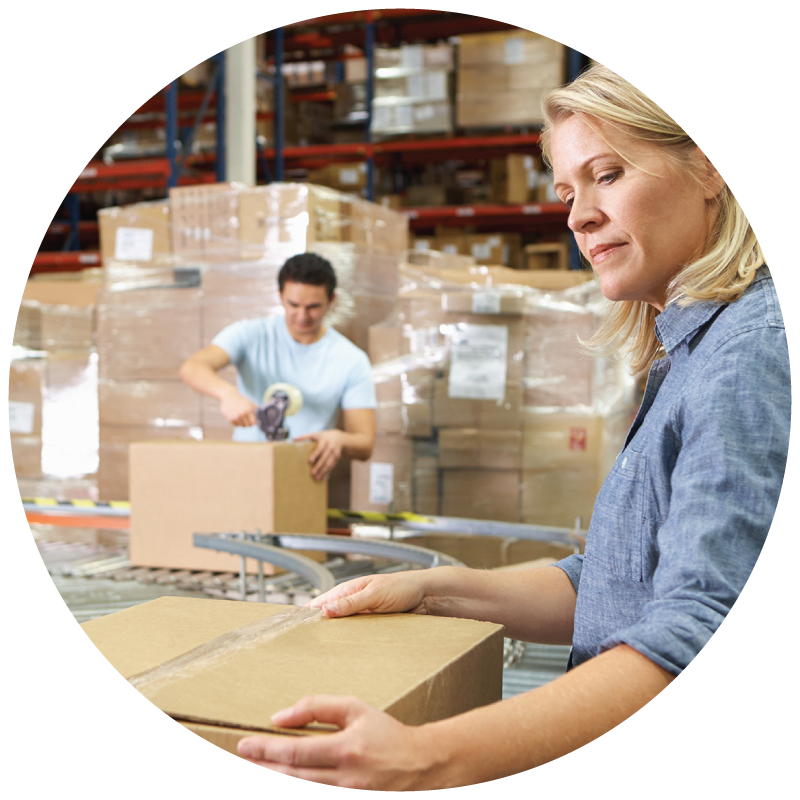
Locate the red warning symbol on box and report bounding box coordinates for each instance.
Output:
[569,427,588,451]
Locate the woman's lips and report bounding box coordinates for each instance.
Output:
[590,243,626,264]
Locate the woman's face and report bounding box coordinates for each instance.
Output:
[550,114,719,310]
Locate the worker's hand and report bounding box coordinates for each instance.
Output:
[294,429,344,481]
[219,389,258,428]
[306,572,428,617]
[237,695,441,790]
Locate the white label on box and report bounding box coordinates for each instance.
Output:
[395,104,414,128]
[114,227,154,262]
[448,323,508,400]
[373,106,393,128]
[426,71,448,100]
[472,291,502,314]
[471,242,493,261]
[401,45,424,69]
[487,235,501,247]
[339,167,359,185]
[415,103,436,121]
[504,37,526,65]
[407,74,426,98]
[441,244,458,254]
[413,240,432,251]
[369,463,394,505]
[9,401,35,434]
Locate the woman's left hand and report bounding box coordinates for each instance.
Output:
[237,695,440,790]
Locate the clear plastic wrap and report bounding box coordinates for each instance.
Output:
[94,182,410,500]
[10,274,101,494]
[350,258,637,525]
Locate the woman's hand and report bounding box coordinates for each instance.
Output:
[237,696,442,790]
[306,572,429,618]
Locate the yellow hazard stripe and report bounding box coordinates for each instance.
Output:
[328,509,434,524]
[22,497,131,510]
[22,500,428,523]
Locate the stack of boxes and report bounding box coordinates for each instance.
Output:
[456,29,566,129]
[353,262,635,529]
[372,43,454,138]
[10,274,102,499]
[94,182,409,501]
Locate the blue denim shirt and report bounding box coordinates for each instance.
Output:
[555,268,790,675]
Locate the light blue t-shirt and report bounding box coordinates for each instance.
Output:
[213,315,376,442]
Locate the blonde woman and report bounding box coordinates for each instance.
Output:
[236,65,791,789]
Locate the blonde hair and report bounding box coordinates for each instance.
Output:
[540,65,764,373]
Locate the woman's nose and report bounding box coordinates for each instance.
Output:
[567,194,604,233]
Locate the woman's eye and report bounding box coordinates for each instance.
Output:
[597,171,620,185]
[563,196,574,209]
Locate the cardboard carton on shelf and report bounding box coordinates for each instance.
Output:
[438,428,523,471]
[128,440,327,574]
[81,596,504,756]
[524,242,569,271]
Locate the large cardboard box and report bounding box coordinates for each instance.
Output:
[96,287,203,382]
[433,379,522,430]
[98,201,172,264]
[81,596,504,755]
[439,428,523,470]
[129,440,327,573]
[350,434,414,513]
[15,277,102,351]
[440,468,521,522]
[169,183,242,261]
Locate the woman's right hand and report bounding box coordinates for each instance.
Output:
[306,572,429,618]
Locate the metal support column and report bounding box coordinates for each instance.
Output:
[63,194,81,251]
[165,80,179,189]
[213,51,227,182]
[225,36,256,185]
[364,15,376,201]
[566,48,590,269]
[274,28,285,182]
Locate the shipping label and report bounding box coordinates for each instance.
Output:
[448,323,508,400]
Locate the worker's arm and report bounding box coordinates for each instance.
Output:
[237,643,674,789]
[307,564,577,644]
[295,407,376,482]
[178,345,257,427]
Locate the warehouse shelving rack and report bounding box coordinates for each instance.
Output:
[35,11,588,274]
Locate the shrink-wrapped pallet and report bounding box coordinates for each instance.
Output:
[95,182,409,500]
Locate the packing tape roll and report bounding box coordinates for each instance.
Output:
[264,383,303,417]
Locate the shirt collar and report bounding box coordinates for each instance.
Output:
[654,266,770,352]
[654,296,724,353]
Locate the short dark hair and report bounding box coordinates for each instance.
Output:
[278,253,337,299]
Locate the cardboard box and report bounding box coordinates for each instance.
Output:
[440,468,521,522]
[98,424,202,501]
[98,201,172,264]
[524,243,569,271]
[522,412,603,470]
[96,287,203,382]
[9,358,45,439]
[521,466,599,530]
[400,534,575,569]
[457,32,564,128]
[98,380,202,428]
[439,428,523,470]
[169,183,243,261]
[15,278,102,351]
[350,434,414,513]
[129,440,327,573]
[490,154,539,205]
[433,379,522,430]
[465,233,523,269]
[81,596,503,755]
